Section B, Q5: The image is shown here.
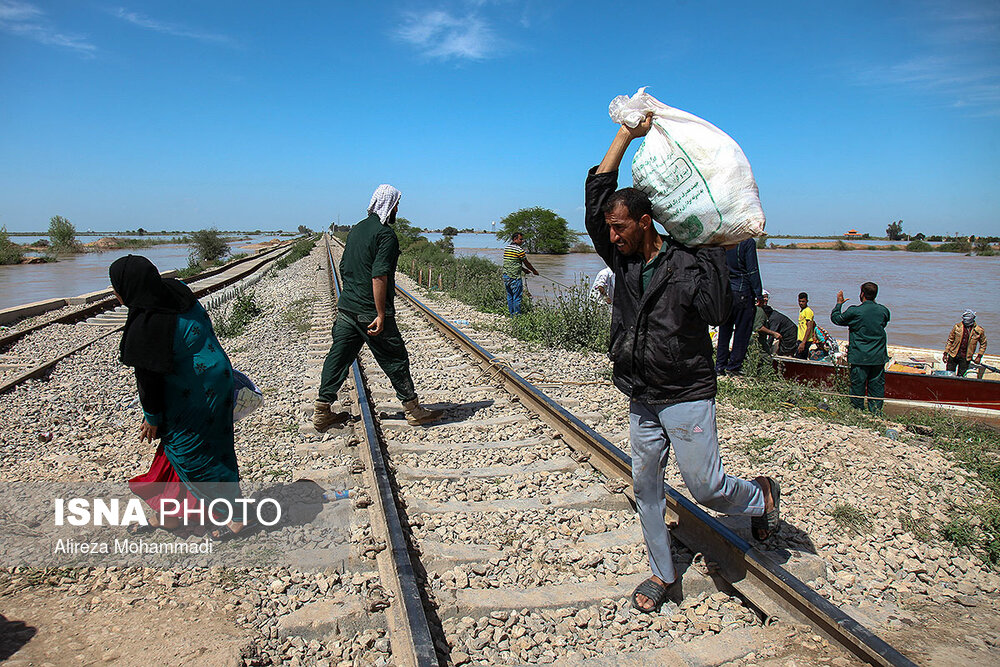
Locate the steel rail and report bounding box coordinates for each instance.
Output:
[0,241,296,352]
[389,281,917,667]
[0,243,296,395]
[322,236,438,667]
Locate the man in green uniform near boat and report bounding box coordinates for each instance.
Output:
[830,281,891,414]
[313,184,443,430]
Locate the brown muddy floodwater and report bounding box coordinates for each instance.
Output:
[458,247,1000,351]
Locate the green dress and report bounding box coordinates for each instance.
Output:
[142,303,238,490]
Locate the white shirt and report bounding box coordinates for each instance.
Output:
[591,267,615,304]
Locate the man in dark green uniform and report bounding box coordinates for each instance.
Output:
[830,281,891,414]
[313,184,443,430]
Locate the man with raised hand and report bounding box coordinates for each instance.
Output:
[831,281,891,413]
[313,184,443,430]
[585,114,779,614]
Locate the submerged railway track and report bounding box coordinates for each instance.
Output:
[317,234,917,666]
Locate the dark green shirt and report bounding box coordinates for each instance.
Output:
[337,213,400,319]
[640,239,669,294]
[830,299,891,365]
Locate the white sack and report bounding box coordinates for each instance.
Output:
[609,87,765,246]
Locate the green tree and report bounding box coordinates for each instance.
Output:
[48,215,78,252]
[188,228,230,265]
[297,224,312,235]
[441,226,460,236]
[0,226,24,265]
[393,217,426,252]
[498,207,579,254]
[886,220,904,240]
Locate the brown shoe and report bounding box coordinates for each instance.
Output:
[403,399,443,426]
[313,400,350,431]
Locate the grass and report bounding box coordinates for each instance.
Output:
[275,236,316,270]
[899,512,933,542]
[282,297,313,333]
[215,291,264,338]
[504,279,610,352]
[831,503,872,533]
[742,437,774,464]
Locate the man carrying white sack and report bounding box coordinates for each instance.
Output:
[585,113,780,613]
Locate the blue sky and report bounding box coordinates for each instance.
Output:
[1,1,998,236]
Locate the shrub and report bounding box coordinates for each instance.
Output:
[974,239,996,256]
[48,215,78,252]
[0,226,24,265]
[569,242,595,253]
[906,240,933,252]
[188,228,230,265]
[937,240,972,253]
[215,291,263,338]
[834,240,852,251]
[504,279,610,352]
[755,236,768,249]
[275,237,316,270]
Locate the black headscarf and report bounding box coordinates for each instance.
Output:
[109,255,197,374]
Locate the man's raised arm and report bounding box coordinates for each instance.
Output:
[586,114,654,264]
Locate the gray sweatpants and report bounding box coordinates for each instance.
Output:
[630,398,765,584]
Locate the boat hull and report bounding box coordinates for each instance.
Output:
[773,356,1000,411]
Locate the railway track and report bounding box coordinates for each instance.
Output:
[319,234,917,666]
[0,242,295,395]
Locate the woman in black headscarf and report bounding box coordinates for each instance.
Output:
[111,255,247,537]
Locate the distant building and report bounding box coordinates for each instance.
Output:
[844,229,864,238]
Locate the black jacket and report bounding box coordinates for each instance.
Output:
[585,168,732,405]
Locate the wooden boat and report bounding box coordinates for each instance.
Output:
[773,355,1000,412]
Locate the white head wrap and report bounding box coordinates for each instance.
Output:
[368,184,401,225]
[761,289,770,297]
[963,309,976,325]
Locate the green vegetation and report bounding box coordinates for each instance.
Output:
[297,224,313,235]
[833,240,852,251]
[441,226,460,236]
[498,207,579,254]
[906,240,933,252]
[275,236,316,270]
[741,436,774,464]
[401,227,609,352]
[504,279,610,352]
[886,219,905,241]
[0,226,24,265]
[755,235,768,249]
[282,298,313,333]
[215,291,264,338]
[899,512,933,542]
[188,228,230,265]
[832,503,872,533]
[974,239,996,256]
[48,215,78,252]
[569,242,595,253]
[941,517,977,549]
[937,239,973,253]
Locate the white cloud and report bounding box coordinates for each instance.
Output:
[857,1,1000,115]
[0,0,96,56]
[111,8,237,47]
[396,8,502,60]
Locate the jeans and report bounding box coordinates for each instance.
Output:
[630,398,765,583]
[716,291,755,373]
[319,311,417,405]
[849,364,885,414]
[503,275,523,315]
